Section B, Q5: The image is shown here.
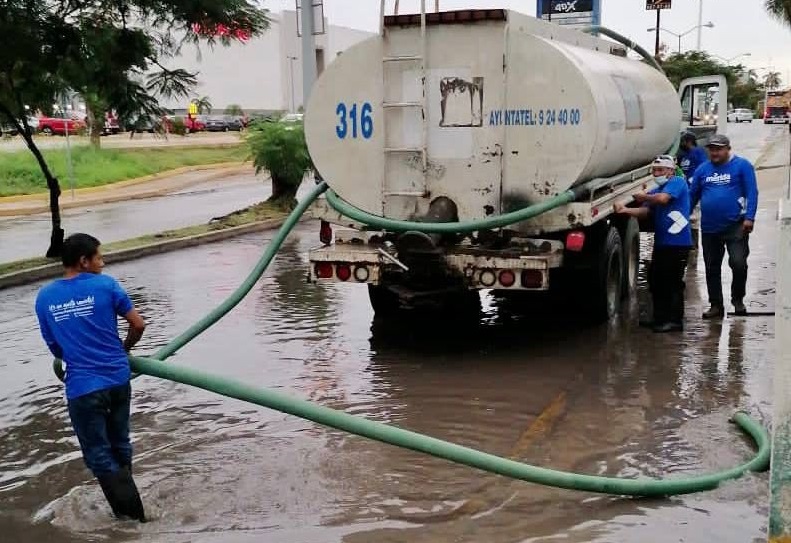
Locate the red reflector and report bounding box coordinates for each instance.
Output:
[521,269,543,288]
[336,264,352,282]
[315,262,333,279]
[566,231,585,252]
[498,270,516,288]
[319,221,332,245]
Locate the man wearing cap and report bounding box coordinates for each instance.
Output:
[689,134,758,318]
[677,132,708,181]
[615,155,692,333]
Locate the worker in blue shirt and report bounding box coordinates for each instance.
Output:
[35,234,147,521]
[690,134,759,318]
[677,131,708,181]
[615,155,692,332]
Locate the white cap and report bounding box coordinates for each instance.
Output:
[652,155,675,169]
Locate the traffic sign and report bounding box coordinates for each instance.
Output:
[646,0,671,10]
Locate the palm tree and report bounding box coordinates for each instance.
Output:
[224,104,244,116]
[192,96,213,114]
[766,0,791,26]
[764,71,782,90]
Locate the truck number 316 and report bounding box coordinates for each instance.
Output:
[336,102,373,140]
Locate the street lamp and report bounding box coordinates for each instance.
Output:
[287,55,298,113]
[646,22,714,53]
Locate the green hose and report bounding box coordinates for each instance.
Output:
[129,355,769,497]
[582,25,664,73]
[324,188,576,234]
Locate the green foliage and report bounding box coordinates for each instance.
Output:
[661,51,766,110]
[193,96,213,114]
[0,145,246,196]
[766,0,791,26]
[246,121,313,205]
[171,117,188,136]
[225,104,244,116]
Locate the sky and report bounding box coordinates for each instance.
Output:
[268,0,791,87]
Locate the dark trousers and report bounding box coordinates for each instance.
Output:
[649,246,690,324]
[701,222,750,307]
[67,383,132,477]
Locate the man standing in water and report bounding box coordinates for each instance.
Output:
[690,134,758,318]
[35,233,147,521]
[615,155,693,332]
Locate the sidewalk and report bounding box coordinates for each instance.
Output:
[0,163,253,217]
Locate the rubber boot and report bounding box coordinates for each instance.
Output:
[702,305,724,319]
[732,300,747,316]
[97,468,146,522]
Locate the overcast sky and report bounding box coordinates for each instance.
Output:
[269,0,791,86]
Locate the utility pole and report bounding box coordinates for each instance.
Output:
[300,0,318,107]
[696,0,703,49]
[655,10,661,58]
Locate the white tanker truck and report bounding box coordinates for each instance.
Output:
[305,6,726,320]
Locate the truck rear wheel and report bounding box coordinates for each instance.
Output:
[590,226,623,321]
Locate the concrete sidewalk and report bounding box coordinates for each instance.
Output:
[0,163,253,217]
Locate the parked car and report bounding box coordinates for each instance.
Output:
[726,108,754,123]
[37,116,86,135]
[204,115,244,132]
[185,115,206,133]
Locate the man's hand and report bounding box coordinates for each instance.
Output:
[632,192,649,204]
[613,202,626,214]
[742,219,754,235]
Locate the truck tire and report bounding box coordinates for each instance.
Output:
[618,217,640,299]
[590,226,623,321]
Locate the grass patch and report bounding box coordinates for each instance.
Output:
[0,201,286,277]
[0,145,248,196]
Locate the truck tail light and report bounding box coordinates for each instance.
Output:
[565,231,585,252]
[498,270,516,288]
[319,221,332,245]
[354,266,370,282]
[315,262,333,279]
[336,264,352,281]
[479,269,497,287]
[521,270,543,288]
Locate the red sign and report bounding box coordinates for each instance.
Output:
[191,23,251,42]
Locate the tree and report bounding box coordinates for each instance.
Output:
[246,121,313,209]
[0,1,270,257]
[766,0,791,27]
[192,96,213,115]
[225,104,244,116]
[764,71,782,89]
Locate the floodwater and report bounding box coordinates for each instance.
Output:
[1,131,787,542]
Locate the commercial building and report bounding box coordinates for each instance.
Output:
[162,10,374,115]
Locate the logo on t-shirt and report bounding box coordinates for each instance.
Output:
[705,173,732,185]
[49,295,95,322]
[667,210,689,235]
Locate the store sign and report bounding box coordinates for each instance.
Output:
[646,0,671,10]
[537,0,601,29]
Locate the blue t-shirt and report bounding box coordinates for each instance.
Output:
[690,156,759,234]
[678,146,707,180]
[649,175,693,247]
[35,273,134,400]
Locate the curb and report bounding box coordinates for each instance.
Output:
[0,217,289,290]
[0,164,256,217]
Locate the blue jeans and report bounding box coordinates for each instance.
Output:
[67,383,133,477]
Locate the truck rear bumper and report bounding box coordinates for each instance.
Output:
[308,230,564,291]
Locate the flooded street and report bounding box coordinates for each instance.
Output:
[0,126,787,542]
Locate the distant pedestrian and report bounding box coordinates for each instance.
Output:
[690,134,759,318]
[615,155,692,333]
[677,131,708,181]
[34,234,147,521]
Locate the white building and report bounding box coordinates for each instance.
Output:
[163,10,374,114]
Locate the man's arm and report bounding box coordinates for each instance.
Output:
[35,310,63,359]
[741,160,759,233]
[614,202,650,219]
[122,309,146,352]
[689,171,702,210]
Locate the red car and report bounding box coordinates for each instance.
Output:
[37,117,86,136]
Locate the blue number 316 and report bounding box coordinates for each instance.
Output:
[336,102,373,139]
